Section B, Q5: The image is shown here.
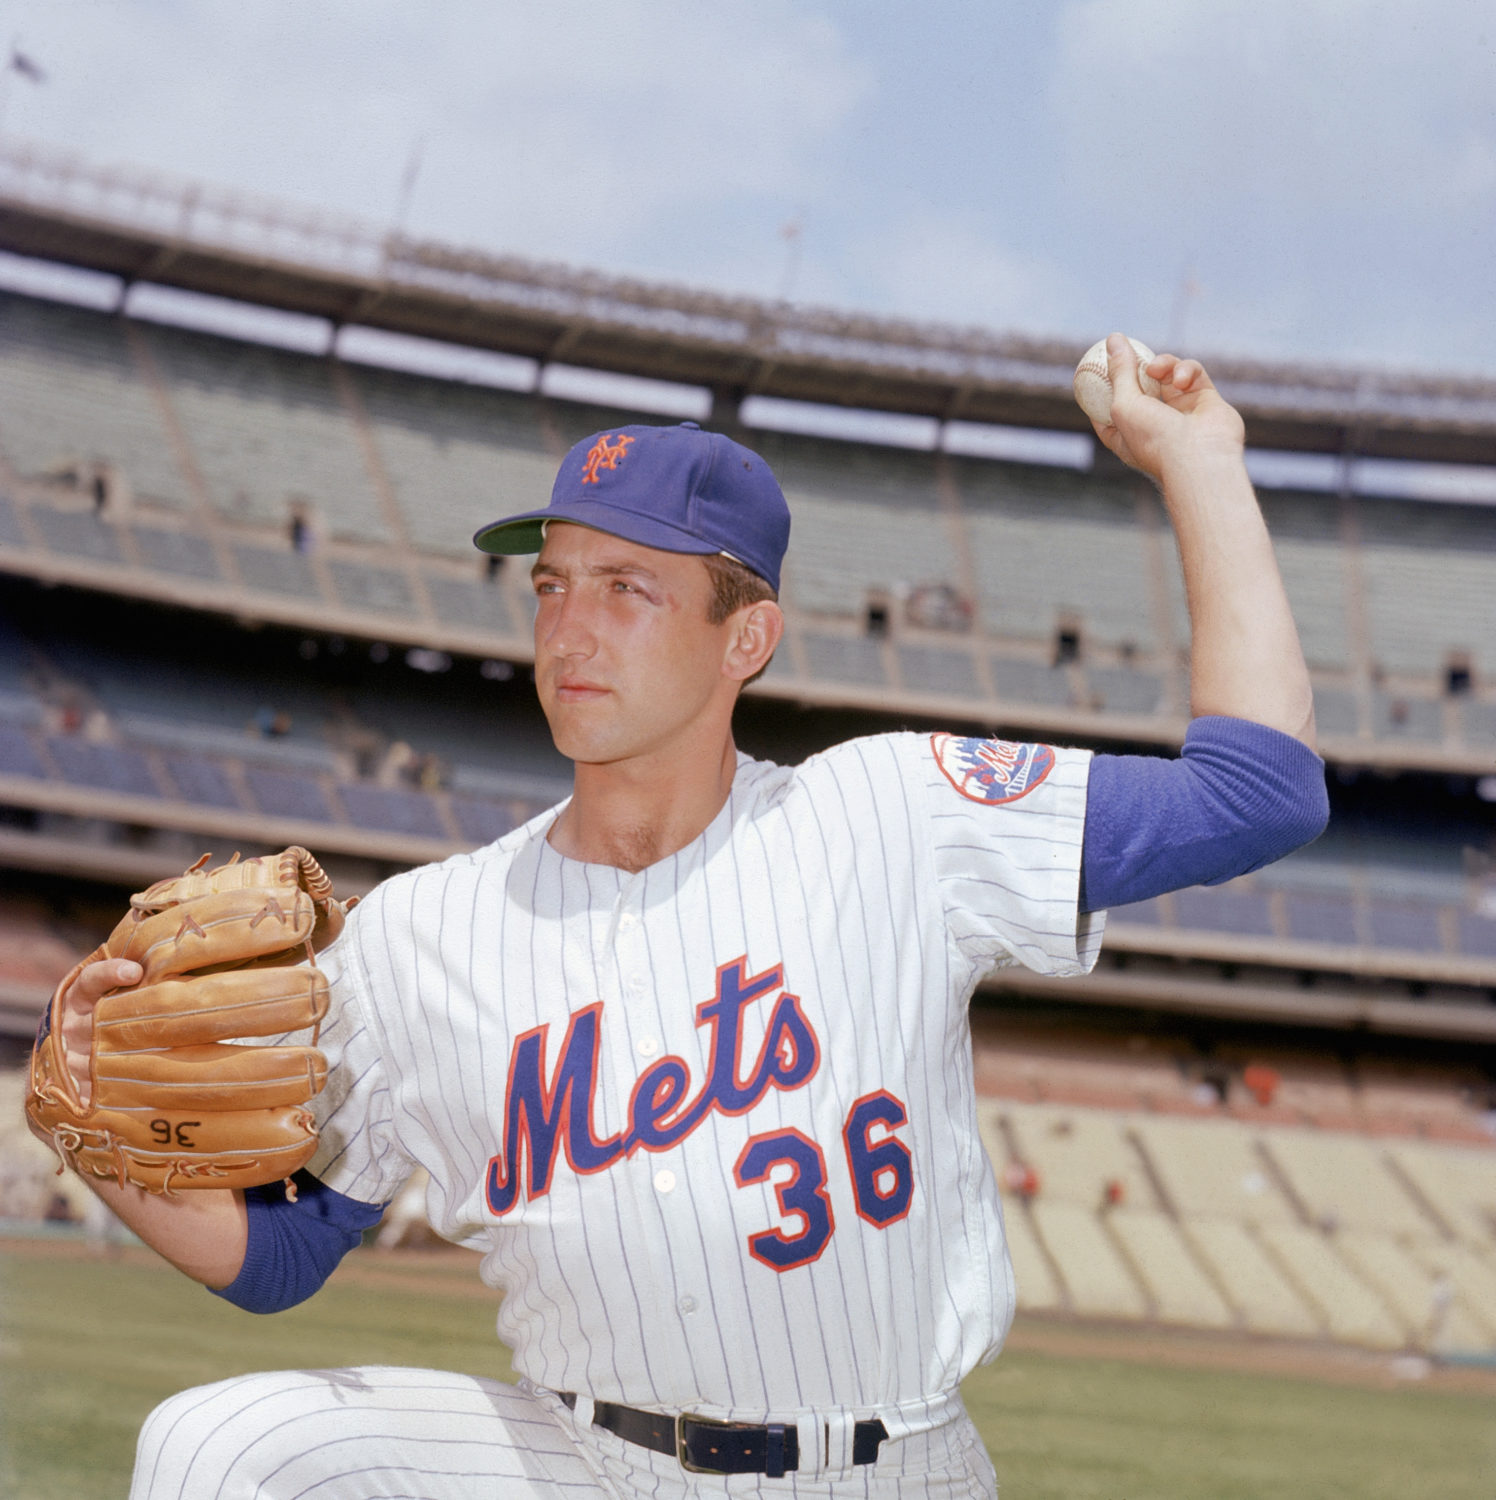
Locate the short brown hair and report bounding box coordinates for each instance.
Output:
[702,552,778,686]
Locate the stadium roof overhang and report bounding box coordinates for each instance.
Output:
[3,141,1496,467]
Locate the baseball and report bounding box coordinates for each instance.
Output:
[1072,336,1163,426]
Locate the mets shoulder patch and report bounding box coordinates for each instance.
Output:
[930,733,1056,805]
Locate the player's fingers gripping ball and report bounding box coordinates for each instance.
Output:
[25,846,355,1195]
[1071,335,1163,427]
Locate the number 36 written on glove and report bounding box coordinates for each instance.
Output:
[25,846,355,1195]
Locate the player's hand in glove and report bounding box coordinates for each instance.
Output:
[25,847,354,1195]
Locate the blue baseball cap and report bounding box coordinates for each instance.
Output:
[472,422,790,593]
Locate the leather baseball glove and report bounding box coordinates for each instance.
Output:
[25,847,354,1195]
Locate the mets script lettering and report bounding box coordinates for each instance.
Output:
[485,957,818,1214]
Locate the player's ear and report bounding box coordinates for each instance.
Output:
[722,601,783,684]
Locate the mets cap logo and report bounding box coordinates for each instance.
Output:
[580,433,634,484]
[931,733,1055,805]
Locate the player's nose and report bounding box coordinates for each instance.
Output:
[536,587,599,661]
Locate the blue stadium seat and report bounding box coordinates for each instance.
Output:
[0,491,30,546]
[33,509,125,564]
[244,768,335,823]
[450,796,521,846]
[1374,692,1443,741]
[1458,911,1496,958]
[1172,886,1274,937]
[1368,902,1444,952]
[426,574,516,635]
[1086,666,1165,716]
[134,525,221,581]
[990,655,1073,707]
[45,738,161,798]
[329,561,415,615]
[0,724,48,780]
[339,783,447,839]
[161,754,242,809]
[803,632,886,687]
[1286,893,1359,946]
[895,644,981,699]
[232,545,320,599]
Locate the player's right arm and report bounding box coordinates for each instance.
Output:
[1097,334,1316,748]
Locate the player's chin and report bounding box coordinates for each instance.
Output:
[542,713,620,766]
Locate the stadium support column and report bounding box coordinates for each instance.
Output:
[1336,418,1376,741]
[709,383,746,435]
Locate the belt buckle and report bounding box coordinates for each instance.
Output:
[674,1412,733,1474]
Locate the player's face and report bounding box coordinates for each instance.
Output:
[531,523,739,768]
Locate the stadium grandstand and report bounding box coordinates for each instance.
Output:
[1,138,1492,1362]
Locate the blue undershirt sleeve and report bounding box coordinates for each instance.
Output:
[1079,714,1329,914]
[209,1170,388,1315]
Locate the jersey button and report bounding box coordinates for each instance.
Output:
[677,1295,697,1315]
[653,1169,676,1194]
[637,1037,660,1058]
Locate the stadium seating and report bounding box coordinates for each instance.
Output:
[5,285,1496,776]
[1131,1116,1299,1225]
[1254,490,1353,671]
[801,631,888,687]
[1251,1221,1406,1348]
[1383,1141,1496,1248]
[1358,496,1496,678]
[1029,1198,1151,1319]
[1178,1219,1325,1338]
[1105,1207,1236,1328]
[956,460,1159,653]
[1261,1129,1443,1239]
[1001,1100,1154,1207]
[0,292,190,509]
[352,363,560,559]
[752,431,956,620]
[1335,1232,1495,1352]
[138,320,388,542]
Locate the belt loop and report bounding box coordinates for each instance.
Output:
[822,1412,857,1475]
[794,1413,827,1477]
[570,1393,596,1430]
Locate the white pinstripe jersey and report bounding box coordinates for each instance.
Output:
[307,731,1102,1431]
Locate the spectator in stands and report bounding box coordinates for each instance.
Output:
[1001,1160,1042,1201]
[375,738,416,787]
[251,706,292,739]
[288,501,314,554]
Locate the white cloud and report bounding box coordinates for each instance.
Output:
[3,0,871,268]
[853,217,1080,335]
[1050,0,1496,222]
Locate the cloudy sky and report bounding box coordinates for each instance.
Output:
[0,0,1492,377]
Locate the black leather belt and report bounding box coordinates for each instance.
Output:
[558,1392,888,1477]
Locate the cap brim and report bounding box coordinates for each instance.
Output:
[473,503,721,559]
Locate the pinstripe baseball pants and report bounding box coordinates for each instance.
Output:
[130,1367,999,1499]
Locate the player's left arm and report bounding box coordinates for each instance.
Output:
[1096,334,1316,748]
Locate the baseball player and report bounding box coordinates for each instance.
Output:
[55,337,1326,1497]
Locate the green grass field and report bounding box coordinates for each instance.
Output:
[2,1241,1492,1500]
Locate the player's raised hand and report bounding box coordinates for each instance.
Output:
[1094,333,1245,483]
